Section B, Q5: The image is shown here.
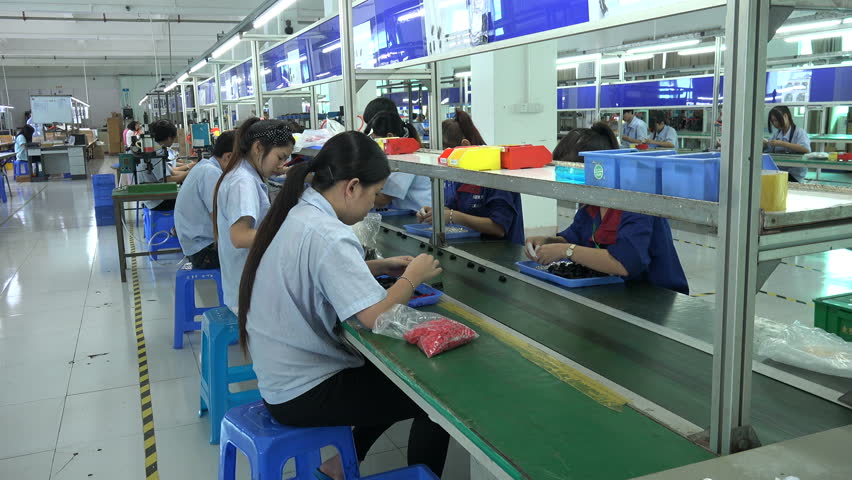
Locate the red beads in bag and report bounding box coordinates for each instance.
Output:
[403,318,479,358]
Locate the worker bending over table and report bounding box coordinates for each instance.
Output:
[644,112,678,150]
[764,105,810,182]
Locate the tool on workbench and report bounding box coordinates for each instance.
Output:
[119,136,176,194]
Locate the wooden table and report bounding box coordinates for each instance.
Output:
[112,187,181,282]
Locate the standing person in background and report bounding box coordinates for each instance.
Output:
[417,109,525,244]
[15,125,34,167]
[124,121,140,151]
[213,118,295,311]
[25,111,42,138]
[644,112,678,150]
[763,105,810,182]
[620,109,648,147]
[174,130,236,269]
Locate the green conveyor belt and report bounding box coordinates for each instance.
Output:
[373,217,852,445]
[345,303,714,479]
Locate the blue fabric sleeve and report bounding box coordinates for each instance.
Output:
[557,208,590,244]
[606,212,654,277]
[482,190,518,238]
[226,177,262,228]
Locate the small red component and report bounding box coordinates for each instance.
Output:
[403,318,478,358]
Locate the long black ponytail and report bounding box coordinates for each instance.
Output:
[237,131,390,353]
[362,97,421,142]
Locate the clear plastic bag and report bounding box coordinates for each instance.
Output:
[294,128,334,150]
[754,318,852,378]
[352,212,382,260]
[373,304,478,357]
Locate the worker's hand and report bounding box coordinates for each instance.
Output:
[416,206,450,225]
[403,254,442,285]
[524,236,547,260]
[763,138,770,146]
[535,244,569,265]
[273,164,290,176]
[381,256,414,277]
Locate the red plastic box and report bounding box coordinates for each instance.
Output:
[500,145,552,170]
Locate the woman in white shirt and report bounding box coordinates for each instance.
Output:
[763,105,811,182]
[239,131,448,480]
[212,118,294,310]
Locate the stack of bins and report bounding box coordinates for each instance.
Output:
[615,150,678,194]
[581,148,636,188]
[91,174,115,226]
[660,152,721,201]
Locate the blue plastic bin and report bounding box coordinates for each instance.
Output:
[516,261,623,288]
[92,174,115,207]
[616,150,678,194]
[762,154,779,171]
[581,148,636,189]
[95,205,115,226]
[403,223,480,240]
[376,276,444,308]
[660,152,720,201]
[555,165,585,184]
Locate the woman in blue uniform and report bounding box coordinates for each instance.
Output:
[644,112,678,150]
[213,118,294,310]
[238,131,449,480]
[763,105,810,182]
[526,123,689,294]
[417,109,525,244]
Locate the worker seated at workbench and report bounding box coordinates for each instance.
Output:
[644,112,678,150]
[417,109,525,244]
[137,119,194,211]
[362,98,432,212]
[763,105,810,182]
[526,123,689,294]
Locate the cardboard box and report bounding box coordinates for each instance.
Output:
[15,174,31,183]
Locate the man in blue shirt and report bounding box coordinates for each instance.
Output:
[175,130,235,269]
[645,112,678,150]
[620,110,648,147]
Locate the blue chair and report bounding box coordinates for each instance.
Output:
[142,208,181,260]
[200,307,261,444]
[174,263,224,349]
[13,160,29,177]
[0,174,6,203]
[219,401,440,480]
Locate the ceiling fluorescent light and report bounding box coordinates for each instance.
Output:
[626,39,700,55]
[212,35,242,59]
[784,29,852,43]
[677,45,727,56]
[164,82,178,92]
[321,42,341,54]
[777,19,841,34]
[454,71,472,78]
[190,59,208,73]
[253,0,297,30]
[600,54,653,64]
[177,73,189,83]
[556,53,600,65]
[138,96,148,106]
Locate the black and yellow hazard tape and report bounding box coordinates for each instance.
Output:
[780,261,823,274]
[673,238,717,250]
[690,292,716,297]
[758,289,814,307]
[128,221,159,480]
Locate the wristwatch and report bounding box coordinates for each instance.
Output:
[565,243,577,260]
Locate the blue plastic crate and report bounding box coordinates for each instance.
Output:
[91,174,115,187]
[94,205,114,226]
[376,276,444,307]
[580,148,636,189]
[555,165,585,184]
[616,150,678,194]
[371,207,415,216]
[660,152,721,201]
[403,223,480,240]
[516,261,623,288]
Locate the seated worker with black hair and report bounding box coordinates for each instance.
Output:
[527,123,688,294]
[137,119,194,211]
[174,130,236,269]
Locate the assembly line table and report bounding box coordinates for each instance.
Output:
[111,187,181,282]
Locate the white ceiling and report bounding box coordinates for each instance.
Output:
[0,1,325,76]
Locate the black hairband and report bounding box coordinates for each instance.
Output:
[249,126,294,145]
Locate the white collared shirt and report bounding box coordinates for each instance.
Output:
[174,156,222,256]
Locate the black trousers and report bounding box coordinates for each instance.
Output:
[187,243,220,270]
[264,362,449,476]
[150,199,176,211]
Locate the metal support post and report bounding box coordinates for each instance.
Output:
[192,77,201,122]
[214,64,225,129]
[310,86,319,130]
[428,62,442,150]
[251,40,265,118]
[711,0,769,455]
[430,178,446,247]
[180,85,190,154]
[337,0,357,130]
[710,36,724,150]
[594,58,602,122]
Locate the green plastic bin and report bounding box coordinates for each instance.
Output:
[813,292,852,341]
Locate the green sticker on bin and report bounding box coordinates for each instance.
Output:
[594,162,604,180]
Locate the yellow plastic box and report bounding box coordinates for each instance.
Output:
[447,146,502,171]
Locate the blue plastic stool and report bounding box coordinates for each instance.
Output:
[219,401,360,480]
[200,307,261,444]
[13,160,29,177]
[174,264,224,349]
[219,401,440,480]
[142,208,181,260]
[0,175,6,203]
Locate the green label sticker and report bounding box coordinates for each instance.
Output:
[594,162,604,180]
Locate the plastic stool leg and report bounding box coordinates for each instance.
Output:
[0,176,6,203]
[173,277,187,349]
[218,441,237,480]
[208,327,230,444]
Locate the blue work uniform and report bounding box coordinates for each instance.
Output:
[246,187,387,404]
[557,206,688,294]
[650,125,678,150]
[380,173,432,212]
[14,134,27,162]
[765,126,810,182]
[216,159,270,310]
[621,116,648,147]
[174,156,222,256]
[445,182,525,245]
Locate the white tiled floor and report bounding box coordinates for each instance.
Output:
[0,163,848,479]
